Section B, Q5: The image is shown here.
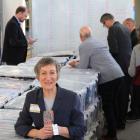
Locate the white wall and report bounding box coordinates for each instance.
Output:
[32,0,134,56]
[2,0,26,39]
[135,0,140,27]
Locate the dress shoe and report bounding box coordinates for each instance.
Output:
[101,135,118,140]
[117,124,125,130]
[126,111,140,122]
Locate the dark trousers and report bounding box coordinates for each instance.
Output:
[116,75,129,127]
[98,77,127,137]
[6,61,19,65]
[130,85,140,116]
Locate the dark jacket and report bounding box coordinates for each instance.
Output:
[131,29,139,48]
[107,21,132,74]
[1,16,28,65]
[15,85,86,140]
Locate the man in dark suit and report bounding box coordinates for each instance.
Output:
[1,6,36,65]
[100,13,132,75]
[100,13,132,130]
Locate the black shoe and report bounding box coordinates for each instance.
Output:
[101,135,118,140]
[117,121,126,130]
[126,111,140,122]
[117,124,125,130]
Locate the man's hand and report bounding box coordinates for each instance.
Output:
[27,37,37,45]
[58,126,70,138]
[68,60,79,67]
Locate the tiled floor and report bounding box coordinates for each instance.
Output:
[118,121,140,140]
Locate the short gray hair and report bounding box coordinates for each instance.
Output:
[34,57,61,76]
[80,26,92,39]
[124,18,135,24]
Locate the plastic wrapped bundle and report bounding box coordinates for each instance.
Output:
[37,50,74,57]
[84,105,96,134]
[60,68,99,87]
[0,78,33,93]
[0,65,35,79]
[85,80,98,109]
[0,96,8,108]
[84,100,100,135]
[18,56,43,67]
[0,109,25,139]
[51,57,70,66]
[61,74,94,84]
[0,109,20,121]
[4,94,26,110]
[0,120,32,140]
[4,90,34,110]
[60,77,98,109]
[61,67,99,81]
[59,79,98,110]
[20,56,69,67]
[0,88,19,104]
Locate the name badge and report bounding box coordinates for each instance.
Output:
[30,104,40,113]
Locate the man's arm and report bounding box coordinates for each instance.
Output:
[69,45,90,69]
[77,47,90,68]
[108,29,119,55]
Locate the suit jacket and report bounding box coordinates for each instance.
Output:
[15,85,86,140]
[131,29,139,48]
[76,37,124,84]
[107,21,132,74]
[2,16,28,65]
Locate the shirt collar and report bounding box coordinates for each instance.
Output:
[14,16,22,25]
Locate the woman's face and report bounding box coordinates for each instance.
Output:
[38,64,58,91]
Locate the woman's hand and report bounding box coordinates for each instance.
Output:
[58,126,70,138]
[27,124,53,139]
[37,124,53,139]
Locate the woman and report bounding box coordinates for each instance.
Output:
[15,57,86,140]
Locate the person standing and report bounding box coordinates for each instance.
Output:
[1,6,36,65]
[123,18,139,48]
[100,13,132,75]
[100,13,132,127]
[69,26,125,140]
[127,28,140,120]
